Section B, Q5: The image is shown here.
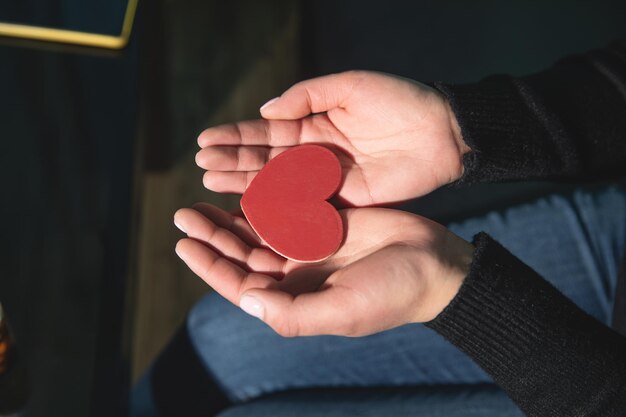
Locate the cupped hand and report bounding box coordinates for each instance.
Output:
[174,203,473,337]
[196,71,469,206]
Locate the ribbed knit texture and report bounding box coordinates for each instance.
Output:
[435,40,626,185]
[427,233,626,417]
[428,40,626,416]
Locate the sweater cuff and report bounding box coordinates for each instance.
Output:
[434,76,579,184]
[426,232,626,416]
[426,232,560,372]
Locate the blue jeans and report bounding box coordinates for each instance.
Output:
[133,184,626,417]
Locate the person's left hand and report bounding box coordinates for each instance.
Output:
[174,204,473,337]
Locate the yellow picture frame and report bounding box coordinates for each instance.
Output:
[0,0,138,50]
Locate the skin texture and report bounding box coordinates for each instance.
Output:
[179,71,474,336]
[196,71,469,206]
[174,204,473,337]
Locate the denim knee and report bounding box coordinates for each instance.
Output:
[187,292,239,348]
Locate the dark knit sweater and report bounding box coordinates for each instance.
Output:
[427,40,626,416]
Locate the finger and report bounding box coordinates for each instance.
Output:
[174,208,286,275]
[195,146,290,171]
[175,207,253,258]
[230,208,244,217]
[175,238,275,304]
[260,71,365,120]
[198,116,343,158]
[197,119,303,148]
[239,284,357,337]
[191,202,261,247]
[202,170,259,194]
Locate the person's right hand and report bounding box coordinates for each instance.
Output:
[196,71,470,207]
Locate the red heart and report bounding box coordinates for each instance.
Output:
[241,145,343,263]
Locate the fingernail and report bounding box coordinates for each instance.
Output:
[260,97,279,112]
[174,244,185,260]
[174,221,186,233]
[240,295,265,320]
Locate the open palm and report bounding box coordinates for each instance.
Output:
[196,71,468,206]
[174,203,471,336]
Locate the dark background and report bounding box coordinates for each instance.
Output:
[0,0,127,34]
[1,1,625,416]
[0,2,138,416]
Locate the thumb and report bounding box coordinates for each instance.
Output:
[259,71,364,120]
[238,287,350,337]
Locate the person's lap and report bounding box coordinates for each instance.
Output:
[217,386,523,417]
[450,184,626,325]
[135,183,626,416]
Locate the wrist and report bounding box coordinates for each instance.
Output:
[444,99,471,158]
[410,232,474,323]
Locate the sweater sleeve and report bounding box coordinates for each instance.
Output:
[435,40,626,184]
[426,233,626,417]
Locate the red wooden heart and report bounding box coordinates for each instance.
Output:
[241,145,343,263]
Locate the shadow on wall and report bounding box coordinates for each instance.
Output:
[141,0,296,170]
